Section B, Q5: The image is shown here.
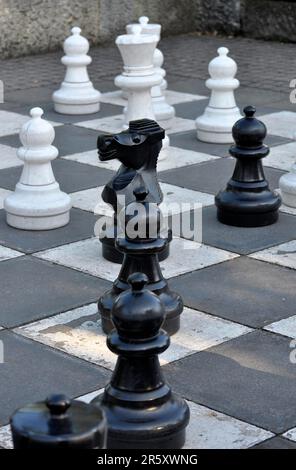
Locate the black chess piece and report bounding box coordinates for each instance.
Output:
[215,106,281,227]
[97,118,171,263]
[92,272,190,449]
[10,394,107,448]
[98,186,183,336]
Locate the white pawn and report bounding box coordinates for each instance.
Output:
[4,108,71,230]
[195,47,242,143]
[53,27,100,115]
[279,134,296,207]
[115,25,169,160]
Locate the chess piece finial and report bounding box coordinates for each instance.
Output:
[97,118,170,264]
[195,46,242,143]
[98,186,181,336]
[215,106,281,226]
[4,107,71,230]
[11,394,107,448]
[93,272,189,448]
[53,26,100,115]
[279,133,296,207]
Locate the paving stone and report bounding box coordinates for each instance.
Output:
[249,239,296,270]
[252,437,296,449]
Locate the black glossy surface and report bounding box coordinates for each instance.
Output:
[93,273,189,449]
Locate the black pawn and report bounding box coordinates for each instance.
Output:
[92,272,190,449]
[99,187,183,336]
[11,394,107,448]
[215,106,281,227]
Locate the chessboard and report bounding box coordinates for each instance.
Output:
[1,79,296,450]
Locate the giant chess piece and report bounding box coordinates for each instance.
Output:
[93,272,190,449]
[115,24,169,159]
[98,186,182,336]
[11,394,107,448]
[4,108,71,230]
[53,27,100,115]
[279,135,296,207]
[97,118,170,263]
[125,16,174,129]
[195,47,242,143]
[215,106,281,227]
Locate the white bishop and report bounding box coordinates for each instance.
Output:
[53,27,100,115]
[195,47,242,143]
[4,108,72,230]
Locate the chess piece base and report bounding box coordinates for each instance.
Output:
[53,82,100,115]
[4,182,71,230]
[196,106,241,144]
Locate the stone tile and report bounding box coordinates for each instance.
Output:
[280,202,296,216]
[0,110,59,137]
[99,89,206,107]
[0,144,23,170]
[159,157,284,194]
[282,427,296,443]
[201,206,296,255]
[0,159,114,193]
[167,117,196,135]
[63,145,219,175]
[0,124,99,156]
[0,256,111,328]
[99,90,126,107]
[260,111,296,139]
[0,245,23,262]
[252,437,296,449]
[170,257,296,328]
[170,129,290,156]
[184,401,273,450]
[265,315,296,339]
[15,305,250,370]
[71,187,103,213]
[164,330,296,433]
[35,236,237,281]
[249,239,296,270]
[0,188,11,209]
[0,329,110,426]
[264,141,296,171]
[0,208,98,254]
[0,426,12,449]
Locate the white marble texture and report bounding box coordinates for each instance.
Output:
[0,245,23,262]
[0,188,12,209]
[0,144,23,170]
[0,398,273,450]
[14,305,251,370]
[34,237,238,281]
[0,110,60,137]
[264,141,296,171]
[75,115,195,135]
[249,240,296,270]
[259,111,296,139]
[63,146,218,172]
[264,315,296,338]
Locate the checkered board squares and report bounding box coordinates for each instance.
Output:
[14,304,251,370]
[0,110,61,137]
[260,111,296,139]
[264,315,296,339]
[34,237,238,281]
[264,141,296,171]
[0,144,22,170]
[0,188,11,209]
[99,89,207,107]
[0,245,23,262]
[249,239,296,270]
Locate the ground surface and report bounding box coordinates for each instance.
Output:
[0,33,296,449]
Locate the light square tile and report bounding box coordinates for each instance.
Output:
[14,305,251,371]
[0,110,60,137]
[0,144,23,170]
[264,141,296,171]
[99,90,126,107]
[34,237,238,281]
[0,244,23,262]
[165,90,207,105]
[249,240,296,270]
[63,149,121,171]
[167,116,196,135]
[260,111,296,139]
[283,427,296,443]
[0,188,12,209]
[264,315,296,339]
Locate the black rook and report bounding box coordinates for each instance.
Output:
[215,106,281,227]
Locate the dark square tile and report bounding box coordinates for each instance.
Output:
[0,330,110,425]
[0,256,111,327]
[170,257,296,327]
[0,158,113,193]
[252,437,296,449]
[200,206,296,255]
[160,158,284,194]
[169,129,289,156]
[168,76,208,96]
[164,330,296,433]
[0,124,100,156]
[0,208,99,254]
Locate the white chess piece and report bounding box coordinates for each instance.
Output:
[279,134,296,207]
[115,25,169,160]
[125,16,174,129]
[53,27,100,115]
[4,108,71,230]
[195,47,242,143]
